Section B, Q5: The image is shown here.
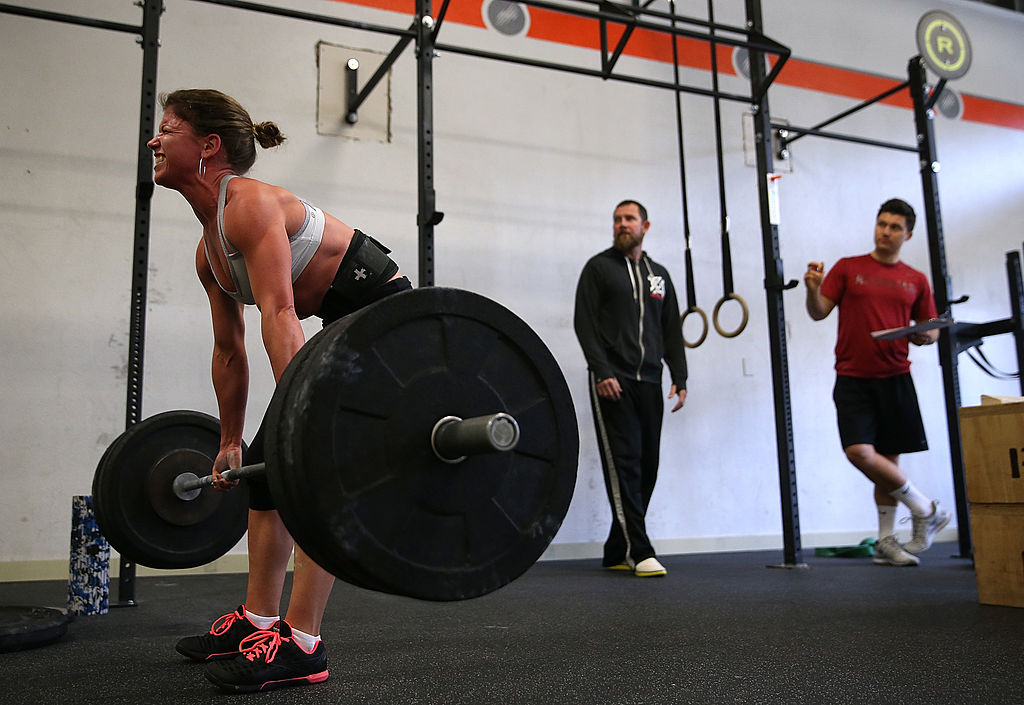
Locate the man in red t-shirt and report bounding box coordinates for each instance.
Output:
[804,198,951,567]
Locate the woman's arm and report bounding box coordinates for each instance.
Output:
[196,242,249,477]
[221,180,307,383]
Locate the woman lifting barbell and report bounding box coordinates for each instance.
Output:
[147,88,410,693]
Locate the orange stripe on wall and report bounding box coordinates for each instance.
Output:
[961,94,1024,131]
[775,59,912,110]
[324,0,1023,131]
[325,0,732,73]
[523,8,735,74]
[325,0,484,26]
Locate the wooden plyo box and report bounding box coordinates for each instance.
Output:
[960,402,1024,504]
[968,504,1024,608]
[959,401,1024,608]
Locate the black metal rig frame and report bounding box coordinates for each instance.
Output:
[14,0,1009,598]
[0,0,798,601]
[770,53,1024,560]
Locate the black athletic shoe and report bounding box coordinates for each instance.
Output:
[175,605,263,662]
[203,621,329,693]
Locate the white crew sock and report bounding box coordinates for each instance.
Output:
[877,504,897,539]
[289,625,321,653]
[244,609,280,630]
[889,481,933,517]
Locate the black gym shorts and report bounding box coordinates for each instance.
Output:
[832,373,928,455]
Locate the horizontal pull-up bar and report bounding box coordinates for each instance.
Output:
[771,122,918,153]
[435,41,754,104]
[177,0,790,110]
[0,3,142,34]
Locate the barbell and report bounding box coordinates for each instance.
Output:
[170,412,521,500]
[92,287,579,601]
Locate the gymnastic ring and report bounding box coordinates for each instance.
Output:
[712,293,749,338]
[680,306,709,349]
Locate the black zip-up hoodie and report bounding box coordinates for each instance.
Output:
[573,247,688,389]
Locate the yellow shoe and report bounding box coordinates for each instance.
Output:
[634,557,667,577]
[604,563,632,571]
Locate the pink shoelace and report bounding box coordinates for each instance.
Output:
[209,610,241,636]
[238,629,282,663]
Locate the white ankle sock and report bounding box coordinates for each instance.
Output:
[289,625,321,653]
[877,504,897,539]
[889,481,932,516]
[244,609,279,630]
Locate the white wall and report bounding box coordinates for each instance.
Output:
[2,0,1022,577]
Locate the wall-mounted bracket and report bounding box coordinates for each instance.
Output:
[317,42,397,141]
[345,58,360,124]
[342,31,414,127]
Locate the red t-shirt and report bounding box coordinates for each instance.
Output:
[820,254,937,378]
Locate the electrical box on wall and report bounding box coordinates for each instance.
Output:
[317,41,391,142]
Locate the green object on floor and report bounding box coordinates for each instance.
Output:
[815,537,877,558]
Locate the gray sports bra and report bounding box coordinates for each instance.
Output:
[205,174,325,305]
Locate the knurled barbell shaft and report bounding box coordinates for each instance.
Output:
[172,412,519,498]
[172,462,266,498]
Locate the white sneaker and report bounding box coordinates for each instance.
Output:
[634,557,667,577]
[902,501,952,554]
[872,535,920,566]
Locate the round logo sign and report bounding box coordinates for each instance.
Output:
[916,11,971,80]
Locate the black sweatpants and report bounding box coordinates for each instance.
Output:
[588,374,664,567]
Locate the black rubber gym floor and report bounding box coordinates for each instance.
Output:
[1,545,1022,705]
